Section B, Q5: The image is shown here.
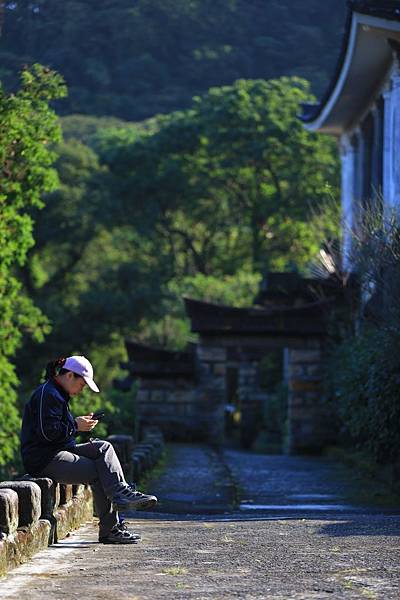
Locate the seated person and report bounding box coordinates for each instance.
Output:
[20,355,157,544]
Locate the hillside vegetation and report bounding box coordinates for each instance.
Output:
[0,0,346,120]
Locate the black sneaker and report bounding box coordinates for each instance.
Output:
[112,484,158,510]
[99,523,141,544]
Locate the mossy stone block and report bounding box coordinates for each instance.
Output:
[0,488,19,534]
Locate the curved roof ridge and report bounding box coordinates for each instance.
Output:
[300,0,400,131]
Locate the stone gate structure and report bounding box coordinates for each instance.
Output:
[184,296,331,453]
[122,273,346,454]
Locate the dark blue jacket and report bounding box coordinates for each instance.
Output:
[20,378,78,475]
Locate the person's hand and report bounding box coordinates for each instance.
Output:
[75,415,98,432]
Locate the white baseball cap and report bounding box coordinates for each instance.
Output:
[64,356,100,392]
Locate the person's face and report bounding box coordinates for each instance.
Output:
[58,371,87,396]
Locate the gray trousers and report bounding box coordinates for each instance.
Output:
[38,439,126,537]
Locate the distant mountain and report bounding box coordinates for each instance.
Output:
[0,1,346,121]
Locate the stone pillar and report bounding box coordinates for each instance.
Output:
[340,134,357,271]
[286,344,327,454]
[195,342,226,445]
[237,361,260,448]
[383,59,400,220]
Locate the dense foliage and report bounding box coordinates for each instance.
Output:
[327,328,400,465]
[15,77,339,388]
[94,77,339,276]
[0,2,346,467]
[0,0,346,120]
[0,64,66,469]
[325,206,400,466]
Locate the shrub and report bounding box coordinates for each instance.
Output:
[326,326,400,464]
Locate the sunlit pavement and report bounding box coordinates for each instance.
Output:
[1,445,399,599]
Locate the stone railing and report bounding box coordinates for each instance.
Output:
[0,428,164,577]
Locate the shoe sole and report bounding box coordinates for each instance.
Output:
[113,498,158,510]
[99,538,141,544]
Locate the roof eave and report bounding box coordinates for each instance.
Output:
[303,11,400,135]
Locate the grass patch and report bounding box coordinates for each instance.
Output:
[163,567,188,576]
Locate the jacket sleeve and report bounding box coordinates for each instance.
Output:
[35,384,77,443]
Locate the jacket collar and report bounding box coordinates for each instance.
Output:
[49,378,71,402]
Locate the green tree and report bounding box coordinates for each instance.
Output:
[97,77,339,277]
[17,125,169,393]
[0,64,66,469]
[89,77,339,351]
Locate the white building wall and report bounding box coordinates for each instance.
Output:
[340,134,357,271]
[383,61,400,220]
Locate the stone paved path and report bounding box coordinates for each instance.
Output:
[1,445,400,599]
[141,444,236,514]
[224,450,394,517]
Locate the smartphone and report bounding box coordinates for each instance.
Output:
[92,409,106,421]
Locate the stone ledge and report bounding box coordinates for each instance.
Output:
[0,489,19,535]
[0,426,164,577]
[0,519,51,577]
[53,486,93,542]
[0,481,41,528]
[0,485,93,576]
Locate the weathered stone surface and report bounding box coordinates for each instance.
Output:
[0,519,51,577]
[196,345,226,362]
[132,455,142,481]
[72,484,85,497]
[132,451,147,472]
[136,390,149,403]
[20,477,56,519]
[173,390,193,403]
[3,447,400,599]
[0,481,41,527]
[54,482,60,508]
[59,484,73,506]
[213,363,226,376]
[149,390,165,403]
[289,349,321,363]
[134,449,152,469]
[306,363,322,376]
[289,379,321,392]
[54,487,93,542]
[0,488,19,534]
[288,364,305,377]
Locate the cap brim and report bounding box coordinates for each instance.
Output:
[84,377,100,393]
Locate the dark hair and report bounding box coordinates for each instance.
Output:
[45,357,68,379]
[46,358,67,379]
[45,357,84,381]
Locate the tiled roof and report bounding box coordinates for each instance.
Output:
[184,297,332,336]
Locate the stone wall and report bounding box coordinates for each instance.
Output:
[195,343,227,444]
[195,335,329,453]
[287,342,330,453]
[130,332,331,452]
[136,379,198,441]
[0,428,165,577]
